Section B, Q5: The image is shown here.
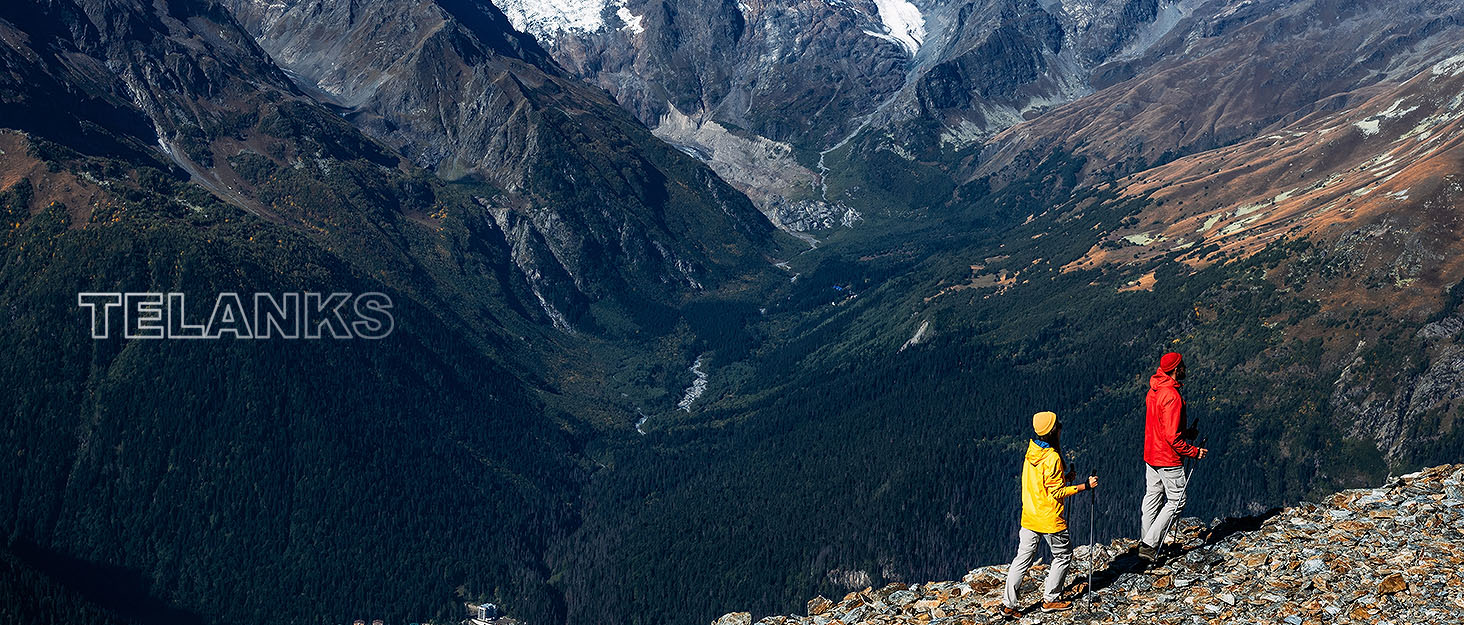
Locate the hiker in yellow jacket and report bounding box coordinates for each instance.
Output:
[1000,411,1098,618]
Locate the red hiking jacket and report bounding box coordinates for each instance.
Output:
[1145,369,1200,467]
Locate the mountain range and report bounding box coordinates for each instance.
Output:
[2,0,1462,624]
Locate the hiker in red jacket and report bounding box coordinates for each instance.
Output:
[1138,352,1208,563]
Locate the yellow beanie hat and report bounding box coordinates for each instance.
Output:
[1032,411,1058,436]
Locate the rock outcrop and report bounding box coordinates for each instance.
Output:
[713,464,1464,624]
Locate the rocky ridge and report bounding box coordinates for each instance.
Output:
[711,464,1464,625]
[977,0,1464,189]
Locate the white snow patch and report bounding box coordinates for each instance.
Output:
[1198,214,1222,233]
[870,0,925,56]
[863,29,906,50]
[1389,189,1411,202]
[616,5,644,34]
[1218,214,1263,237]
[1236,202,1267,216]
[1058,0,1100,29]
[1352,99,1417,138]
[1123,232,1159,245]
[1403,118,1438,141]
[1432,52,1464,77]
[1402,101,1463,141]
[1376,98,1418,121]
[1368,152,1401,174]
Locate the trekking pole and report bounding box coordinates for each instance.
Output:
[1166,456,1183,555]
[1086,469,1097,609]
[1167,437,1207,553]
[1184,438,1206,483]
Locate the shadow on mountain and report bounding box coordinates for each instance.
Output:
[1081,507,1284,594]
[9,540,205,625]
[1085,549,1149,593]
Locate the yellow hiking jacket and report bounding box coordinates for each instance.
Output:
[1021,439,1084,533]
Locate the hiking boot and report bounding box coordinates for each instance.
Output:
[1137,543,1159,563]
[998,605,1020,619]
[1040,601,1073,612]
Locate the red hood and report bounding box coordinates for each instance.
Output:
[1150,369,1180,391]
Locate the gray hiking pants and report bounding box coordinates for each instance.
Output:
[1140,463,1188,548]
[1003,527,1072,607]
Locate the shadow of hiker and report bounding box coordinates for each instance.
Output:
[1083,549,1151,593]
[1204,508,1283,545]
[1072,508,1286,597]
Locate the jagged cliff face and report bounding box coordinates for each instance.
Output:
[712,464,1464,625]
[487,0,1190,228]
[218,0,781,330]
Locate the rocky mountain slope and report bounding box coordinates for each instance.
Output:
[1061,49,1464,298]
[710,464,1464,625]
[976,0,1464,186]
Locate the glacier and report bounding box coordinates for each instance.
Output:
[491,0,649,39]
[871,0,926,56]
